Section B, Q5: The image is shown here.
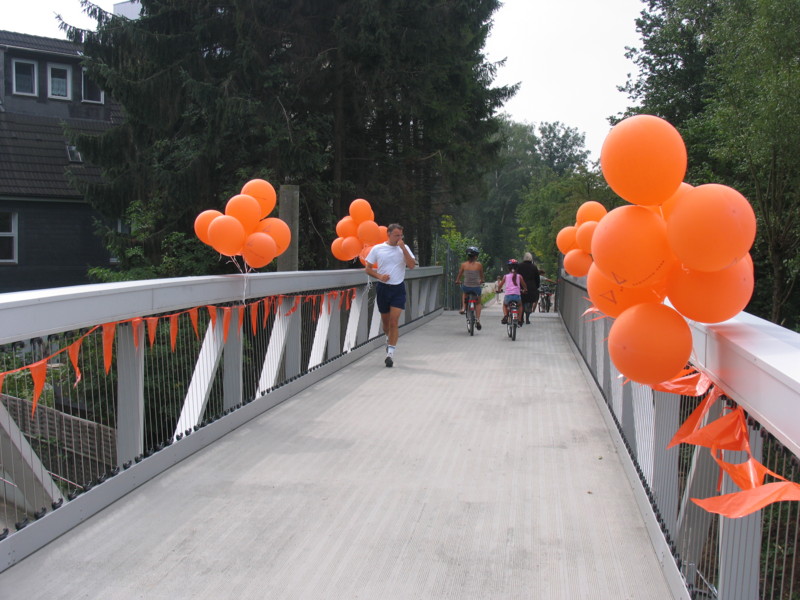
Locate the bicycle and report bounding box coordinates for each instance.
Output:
[538,284,553,313]
[506,299,520,341]
[464,292,478,336]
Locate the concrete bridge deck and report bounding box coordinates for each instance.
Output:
[0,301,671,599]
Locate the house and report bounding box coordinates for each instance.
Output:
[0,30,120,293]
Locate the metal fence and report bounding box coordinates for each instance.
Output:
[0,267,443,571]
[558,274,800,600]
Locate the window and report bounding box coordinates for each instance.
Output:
[66,144,83,163]
[12,59,37,96]
[0,212,18,263]
[47,63,72,100]
[82,70,104,104]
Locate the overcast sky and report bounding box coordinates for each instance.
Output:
[5,0,644,161]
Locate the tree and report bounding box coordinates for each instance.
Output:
[65,0,513,277]
[705,0,800,327]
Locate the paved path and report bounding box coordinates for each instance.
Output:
[0,303,672,599]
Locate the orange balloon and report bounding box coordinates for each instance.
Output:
[341,235,362,260]
[358,244,374,266]
[592,205,675,288]
[556,225,578,255]
[377,225,388,243]
[241,179,276,218]
[225,194,261,234]
[576,201,607,225]
[587,263,666,318]
[575,221,598,254]
[242,232,278,269]
[357,220,383,245]
[349,198,374,224]
[600,115,687,206]
[666,254,754,323]
[336,216,358,238]
[661,182,693,221]
[194,209,222,245]
[331,237,350,261]
[207,215,246,256]
[608,303,693,385]
[564,248,593,277]
[666,183,756,272]
[256,217,291,255]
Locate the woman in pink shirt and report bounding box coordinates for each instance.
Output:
[497,259,528,325]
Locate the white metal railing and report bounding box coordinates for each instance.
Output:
[558,273,800,600]
[0,267,443,572]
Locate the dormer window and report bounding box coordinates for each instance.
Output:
[82,69,104,104]
[66,144,83,163]
[48,63,72,100]
[12,59,37,96]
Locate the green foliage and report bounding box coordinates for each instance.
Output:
[65,0,514,275]
[439,215,491,272]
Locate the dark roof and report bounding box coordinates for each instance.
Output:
[0,30,82,58]
[0,113,106,199]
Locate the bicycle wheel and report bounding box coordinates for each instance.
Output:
[467,309,475,336]
[511,310,518,341]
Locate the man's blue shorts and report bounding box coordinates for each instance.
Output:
[376,282,407,313]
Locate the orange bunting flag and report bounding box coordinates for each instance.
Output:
[262,298,272,327]
[0,372,5,395]
[652,368,713,397]
[285,296,301,317]
[222,307,232,343]
[169,314,180,351]
[102,322,117,374]
[29,359,48,416]
[207,306,218,330]
[237,306,245,333]
[68,337,84,386]
[146,317,159,347]
[714,454,785,492]
[131,317,143,348]
[667,386,724,449]
[250,302,259,335]
[189,307,200,339]
[693,481,800,519]
[681,406,750,453]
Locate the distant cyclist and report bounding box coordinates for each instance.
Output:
[497,259,527,325]
[455,246,485,330]
[517,252,541,324]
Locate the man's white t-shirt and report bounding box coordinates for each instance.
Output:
[366,242,415,285]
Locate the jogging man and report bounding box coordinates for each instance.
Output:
[365,224,416,367]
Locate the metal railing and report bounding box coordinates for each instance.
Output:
[558,274,800,600]
[0,267,443,572]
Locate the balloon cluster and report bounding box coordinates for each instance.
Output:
[330,198,388,262]
[194,179,291,269]
[558,115,756,386]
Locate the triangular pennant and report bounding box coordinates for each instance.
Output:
[207,306,218,330]
[250,302,259,335]
[262,298,272,327]
[189,307,200,339]
[68,337,84,386]
[692,481,800,519]
[285,296,301,316]
[132,317,143,349]
[222,307,232,344]
[667,386,724,449]
[652,369,713,396]
[682,406,750,453]
[146,317,159,347]
[169,314,179,351]
[102,322,117,374]
[714,454,785,491]
[0,372,5,395]
[29,359,48,416]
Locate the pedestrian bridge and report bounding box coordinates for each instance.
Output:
[0,268,798,599]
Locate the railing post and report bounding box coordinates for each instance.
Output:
[116,321,144,465]
[653,390,681,539]
[223,309,243,411]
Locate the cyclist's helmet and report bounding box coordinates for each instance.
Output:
[507,258,518,267]
[466,246,479,257]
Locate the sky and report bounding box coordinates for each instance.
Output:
[5,0,644,161]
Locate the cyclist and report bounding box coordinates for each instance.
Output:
[497,259,527,325]
[455,246,485,330]
[517,252,541,324]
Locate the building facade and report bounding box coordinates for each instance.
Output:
[0,30,119,292]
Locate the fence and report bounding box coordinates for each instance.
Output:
[558,274,800,600]
[0,267,443,571]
